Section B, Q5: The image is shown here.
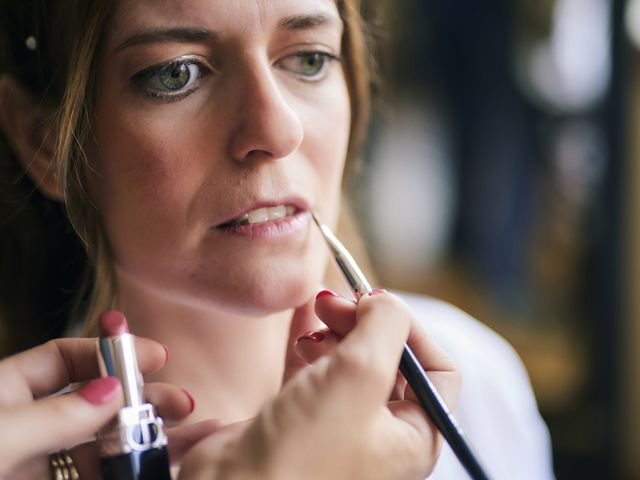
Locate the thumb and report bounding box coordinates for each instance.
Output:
[0,377,122,469]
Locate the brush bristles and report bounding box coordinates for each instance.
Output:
[310,212,322,228]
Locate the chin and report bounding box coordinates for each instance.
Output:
[238,280,315,315]
[197,259,327,316]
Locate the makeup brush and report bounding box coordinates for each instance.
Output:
[311,212,491,480]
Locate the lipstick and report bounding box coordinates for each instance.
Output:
[96,311,171,480]
[311,213,492,480]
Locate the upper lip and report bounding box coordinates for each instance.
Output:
[214,196,310,228]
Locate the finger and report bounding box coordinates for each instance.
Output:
[284,298,324,384]
[403,319,461,410]
[136,337,170,374]
[6,456,50,479]
[0,377,122,469]
[318,290,460,411]
[402,369,461,414]
[144,383,195,425]
[316,289,455,375]
[313,289,357,336]
[406,318,457,375]
[7,336,168,399]
[166,419,224,463]
[390,371,408,401]
[2,338,99,401]
[324,290,412,409]
[178,421,252,479]
[386,400,432,439]
[293,329,341,365]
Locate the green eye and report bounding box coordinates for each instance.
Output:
[132,58,207,100]
[278,51,338,80]
[159,62,191,90]
[298,53,325,76]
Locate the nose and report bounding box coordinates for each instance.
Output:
[228,64,304,163]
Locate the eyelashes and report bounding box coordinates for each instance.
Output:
[130,51,341,102]
[131,56,210,101]
[276,51,340,81]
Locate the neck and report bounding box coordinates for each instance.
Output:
[116,272,293,423]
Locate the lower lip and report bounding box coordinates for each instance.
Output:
[214,211,310,239]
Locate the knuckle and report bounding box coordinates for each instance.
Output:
[49,339,77,384]
[360,294,412,330]
[330,343,372,379]
[364,291,397,310]
[49,397,80,422]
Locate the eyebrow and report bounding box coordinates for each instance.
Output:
[114,27,217,53]
[114,13,341,53]
[279,13,341,30]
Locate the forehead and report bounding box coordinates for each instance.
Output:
[106,0,341,48]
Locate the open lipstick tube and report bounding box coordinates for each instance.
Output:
[96,311,171,480]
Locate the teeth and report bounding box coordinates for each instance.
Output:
[231,205,296,226]
[248,207,269,224]
[269,205,286,220]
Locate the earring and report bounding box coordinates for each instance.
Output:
[25,36,37,51]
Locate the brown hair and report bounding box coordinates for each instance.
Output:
[0,0,373,355]
[0,0,114,353]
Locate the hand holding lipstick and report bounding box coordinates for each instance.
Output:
[0,332,214,480]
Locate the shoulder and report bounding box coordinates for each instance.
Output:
[394,291,555,480]
[395,290,536,400]
[397,292,532,390]
[396,291,517,363]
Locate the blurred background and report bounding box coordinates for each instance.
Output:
[349,0,640,478]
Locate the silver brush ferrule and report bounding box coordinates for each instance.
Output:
[311,213,372,298]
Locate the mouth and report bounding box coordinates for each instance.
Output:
[218,205,300,228]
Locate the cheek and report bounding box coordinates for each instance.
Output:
[301,81,351,222]
[327,114,351,218]
[86,105,211,263]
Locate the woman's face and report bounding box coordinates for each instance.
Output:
[89,0,350,314]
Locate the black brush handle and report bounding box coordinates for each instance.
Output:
[400,345,492,480]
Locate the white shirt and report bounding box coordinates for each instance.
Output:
[397,292,555,480]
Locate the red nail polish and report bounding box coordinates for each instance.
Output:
[161,343,170,364]
[79,377,120,405]
[316,289,339,299]
[182,389,195,413]
[368,288,387,296]
[298,331,326,342]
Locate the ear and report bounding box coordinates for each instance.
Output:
[0,75,63,201]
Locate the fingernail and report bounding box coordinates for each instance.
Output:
[161,343,170,364]
[368,288,387,296]
[297,331,326,343]
[182,389,195,414]
[79,377,121,405]
[316,289,339,299]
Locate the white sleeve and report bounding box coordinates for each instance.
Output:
[397,293,555,480]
